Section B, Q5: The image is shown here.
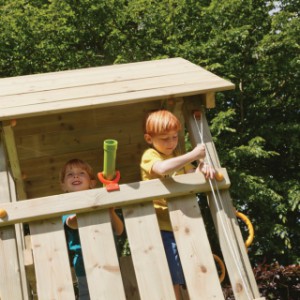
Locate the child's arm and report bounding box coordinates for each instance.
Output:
[152,144,206,176]
[109,208,124,236]
[66,210,124,236]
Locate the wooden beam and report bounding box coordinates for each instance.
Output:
[1,121,27,200]
[183,99,262,300]
[0,170,230,227]
[0,141,29,299]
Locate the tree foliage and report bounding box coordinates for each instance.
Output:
[1,0,299,266]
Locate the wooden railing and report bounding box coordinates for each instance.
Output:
[0,171,233,299]
[0,100,265,299]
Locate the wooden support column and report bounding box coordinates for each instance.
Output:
[183,98,264,300]
[1,120,27,200]
[0,135,29,300]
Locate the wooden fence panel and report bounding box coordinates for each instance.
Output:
[77,210,126,299]
[168,195,224,299]
[123,202,176,300]
[30,218,75,300]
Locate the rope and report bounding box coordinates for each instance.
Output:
[193,112,253,300]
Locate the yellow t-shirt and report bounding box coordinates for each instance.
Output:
[140,148,195,231]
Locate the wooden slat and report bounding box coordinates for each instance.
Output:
[12,101,159,136]
[0,58,199,96]
[0,171,230,227]
[77,210,126,299]
[16,122,144,160]
[0,143,26,300]
[183,99,262,300]
[0,71,228,108]
[0,82,234,121]
[30,218,75,300]
[0,225,24,300]
[123,203,175,299]
[168,195,224,299]
[1,122,27,200]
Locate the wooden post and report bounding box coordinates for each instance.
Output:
[183,98,264,300]
[0,137,29,300]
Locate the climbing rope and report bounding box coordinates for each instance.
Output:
[193,110,253,299]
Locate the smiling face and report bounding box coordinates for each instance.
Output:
[145,130,179,156]
[61,165,93,193]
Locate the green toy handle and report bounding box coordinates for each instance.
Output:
[103,139,118,180]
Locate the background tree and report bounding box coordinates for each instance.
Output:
[0,0,299,266]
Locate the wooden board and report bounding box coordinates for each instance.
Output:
[30,218,75,300]
[168,195,224,299]
[0,171,230,227]
[0,58,234,120]
[0,143,27,300]
[123,203,176,299]
[183,99,262,300]
[77,210,126,299]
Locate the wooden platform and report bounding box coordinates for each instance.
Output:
[0,58,264,299]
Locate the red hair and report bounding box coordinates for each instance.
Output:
[144,110,181,135]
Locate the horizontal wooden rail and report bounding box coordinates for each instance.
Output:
[0,169,229,227]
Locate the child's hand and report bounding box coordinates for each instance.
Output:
[66,215,78,229]
[198,162,215,179]
[191,144,206,160]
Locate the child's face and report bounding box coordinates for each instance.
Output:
[61,165,92,193]
[145,130,179,156]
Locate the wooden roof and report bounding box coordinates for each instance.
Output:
[0,58,234,200]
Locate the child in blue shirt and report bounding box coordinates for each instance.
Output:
[60,158,124,300]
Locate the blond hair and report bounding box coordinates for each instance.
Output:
[59,158,95,183]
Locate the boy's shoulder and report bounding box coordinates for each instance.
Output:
[142,148,164,159]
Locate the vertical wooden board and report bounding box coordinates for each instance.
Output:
[183,99,260,299]
[208,192,257,300]
[0,225,24,300]
[0,162,24,299]
[30,218,75,300]
[77,210,126,300]
[168,195,224,300]
[123,203,176,300]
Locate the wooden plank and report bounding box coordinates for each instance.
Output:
[12,101,159,136]
[183,99,261,300]
[0,58,199,96]
[168,195,224,299]
[0,71,228,108]
[8,170,31,299]
[0,142,26,300]
[0,82,234,120]
[30,218,75,300]
[1,122,27,200]
[16,122,144,160]
[123,202,176,299]
[0,171,230,227]
[77,210,126,299]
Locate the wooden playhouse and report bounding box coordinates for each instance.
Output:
[0,58,265,300]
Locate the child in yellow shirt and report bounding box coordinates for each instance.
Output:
[140,110,214,299]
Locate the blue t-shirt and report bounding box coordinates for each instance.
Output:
[62,214,85,277]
